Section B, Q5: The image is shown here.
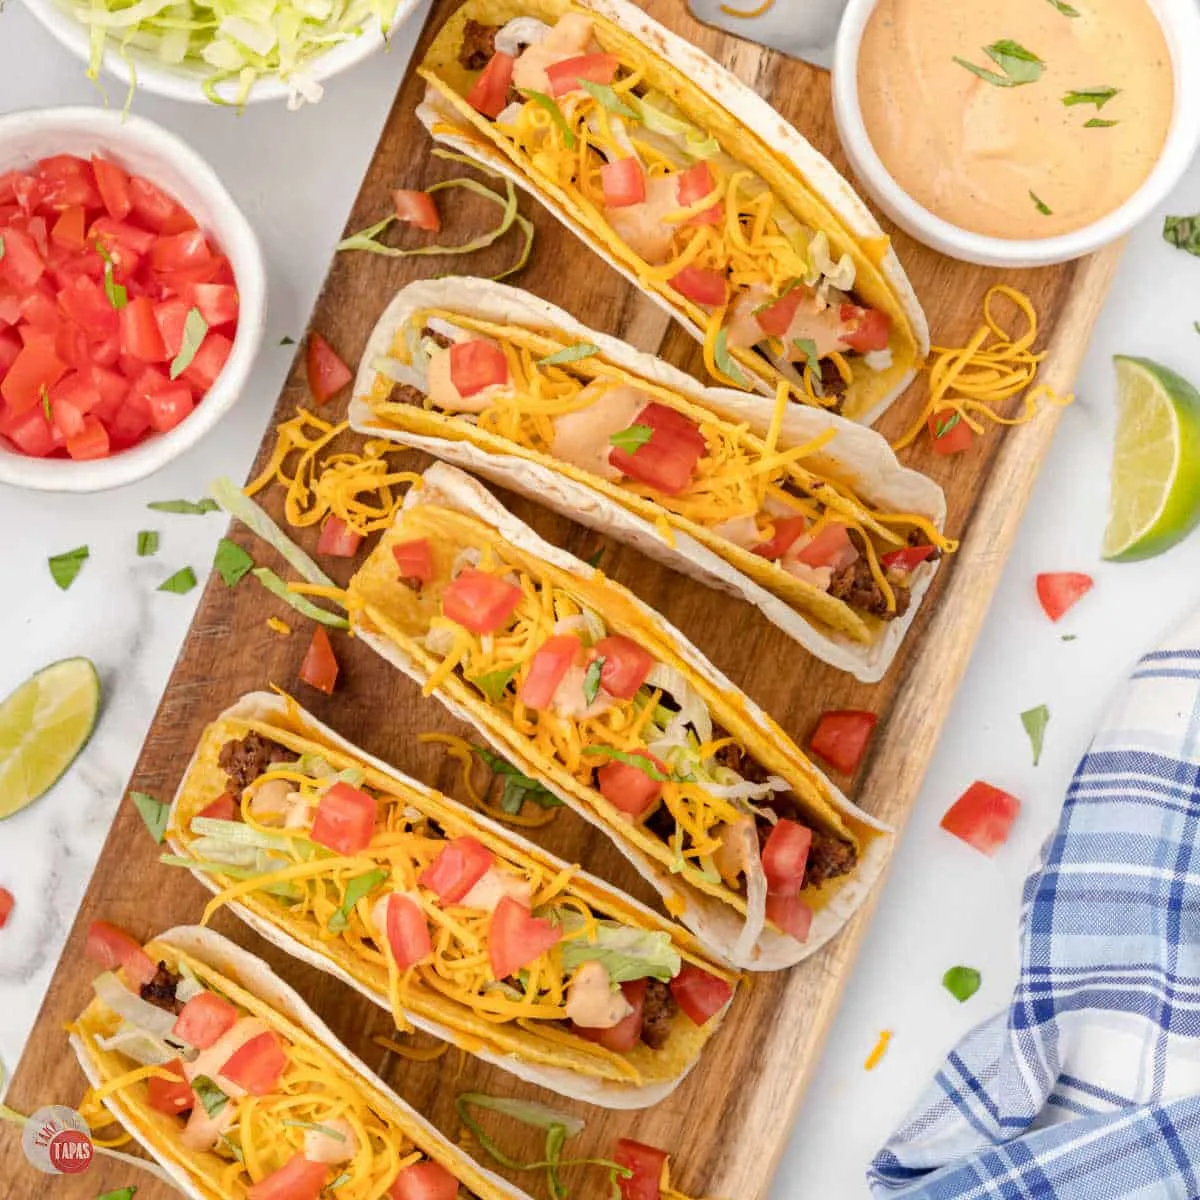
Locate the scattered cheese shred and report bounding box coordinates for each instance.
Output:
[373,1033,450,1063]
[266,617,292,635]
[864,1028,893,1071]
[892,285,1074,451]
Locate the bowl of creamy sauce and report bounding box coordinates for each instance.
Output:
[832,0,1200,266]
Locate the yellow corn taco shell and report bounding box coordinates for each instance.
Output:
[414,0,929,424]
[346,462,892,971]
[165,692,736,1109]
[351,277,950,683]
[70,924,528,1200]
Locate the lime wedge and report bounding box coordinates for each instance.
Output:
[0,658,101,820]
[1103,356,1200,561]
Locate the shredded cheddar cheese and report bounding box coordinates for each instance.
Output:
[267,617,292,635]
[373,1033,450,1063]
[864,1028,893,1071]
[892,286,1075,452]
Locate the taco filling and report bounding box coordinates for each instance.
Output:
[73,926,482,1199]
[350,505,862,952]
[419,4,917,416]
[370,307,949,634]
[166,717,734,1088]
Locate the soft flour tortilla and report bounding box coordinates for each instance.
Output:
[414,0,929,425]
[350,277,947,683]
[164,691,734,1109]
[70,925,527,1200]
[346,462,893,972]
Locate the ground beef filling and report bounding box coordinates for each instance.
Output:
[218,733,297,794]
[829,531,911,620]
[458,18,499,69]
[641,979,677,1050]
[819,359,848,414]
[140,962,183,1015]
[421,325,454,350]
[805,831,858,887]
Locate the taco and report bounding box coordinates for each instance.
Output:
[352,278,952,682]
[413,0,929,424]
[345,462,892,972]
[69,922,526,1199]
[163,691,737,1109]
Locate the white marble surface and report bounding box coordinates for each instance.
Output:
[4,4,1200,1197]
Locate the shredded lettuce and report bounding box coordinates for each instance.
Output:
[634,92,721,158]
[252,567,349,628]
[71,0,402,109]
[558,915,681,984]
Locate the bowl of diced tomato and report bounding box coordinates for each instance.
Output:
[0,106,265,492]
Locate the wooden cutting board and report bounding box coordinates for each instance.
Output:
[0,2,1121,1196]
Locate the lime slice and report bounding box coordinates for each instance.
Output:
[1103,356,1200,561]
[0,658,101,820]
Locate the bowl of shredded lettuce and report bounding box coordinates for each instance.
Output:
[24,0,422,109]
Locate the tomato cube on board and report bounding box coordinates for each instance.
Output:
[940,781,1021,856]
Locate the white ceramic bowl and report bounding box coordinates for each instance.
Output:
[832,0,1200,267]
[23,0,422,107]
[0,107,266,493]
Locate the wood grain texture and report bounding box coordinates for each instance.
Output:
[1,2,1122,1196]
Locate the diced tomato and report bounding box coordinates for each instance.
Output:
[149,229,211,275]
[129,175,181,232]
[609,401,706,495]
[755,289,803,338]
[388,1160,460,1200]
[839,304,891,353]
[467,52,516,119]
[182,282,239,328]
[92,155,132,221]
[153,297,191,359]
[593,634,653,699]
[51,394,86,440]
[419,836,494,904]
[106,394,152,450]
[306,332,352,405]
[392,189,440,232]
[50,206,87,252]
[60,276,118,340]
[299,626,339,695]
[761,819,812,896]
[669,965,732,1026]
[146,384,194,433]
[518,634,581,709]
[392,538,433,583]
[0,405,55,456]
[310,781,377,855]
[0,888,12,929]
[84,920,158,990]
[546,52,618,96]
[172,991,238,1049]
[753,515,808,560]
[809,710,877,775]
[595,750,666,819]
[91,216,156,256]
[940,781,1020,857]
[614,1138,668,1200]
[449,339,508,397]
[119,296,168,362]
[669,264,727,308]
[89,364,128,421]
[575,978,645,1051]
[793,522,856,570]
[676,162,721,225]
[220,1030,287,1096]
[66,415,110,459]
[489,894,562,980]
[316,515,363,558]
[182,332,232,394]
[0,329,19,373]
[2,337,66,412]
[880,545,935,573]
[13,174,46,215]
[927,408,972,456]
[128,365,171,405]
[36,155,100,210]
[1035,572,1093,622]
[601,158,645,209]
[245,1150,328,1200]
[765,893,813,942]
[146,1059,193,1117]
[386,893,432,969]
[21,287,61,333]
[442,568,522,633]
[198,792,237,821]
[0,228,45,289]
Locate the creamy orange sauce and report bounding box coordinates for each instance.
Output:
[857,0,1174,239]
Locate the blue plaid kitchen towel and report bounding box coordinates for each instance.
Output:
[869,615,1200,1200]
